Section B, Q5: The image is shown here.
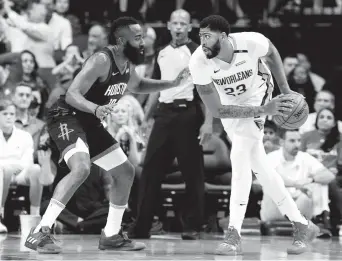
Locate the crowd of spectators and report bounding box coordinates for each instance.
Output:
[0,0,341,239]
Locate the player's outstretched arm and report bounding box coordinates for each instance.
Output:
[196,83,293,118]
[127,66,190,94]
[65,53,110,114]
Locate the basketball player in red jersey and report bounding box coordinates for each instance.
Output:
[24,17,190,254]
[189,15,319,255]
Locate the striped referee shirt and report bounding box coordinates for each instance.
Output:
[153,40,198,103]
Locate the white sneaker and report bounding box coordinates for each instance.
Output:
[0,221,7,233]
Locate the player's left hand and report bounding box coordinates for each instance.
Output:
[198,123,213,145]
[173,68,191,86]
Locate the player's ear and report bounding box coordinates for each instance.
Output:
[221,32,227,40]
[167,21,171,31]
[117,37,125,47]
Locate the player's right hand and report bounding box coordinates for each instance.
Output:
[95,104,115,120]
[263,95,295,116]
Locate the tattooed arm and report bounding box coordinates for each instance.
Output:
[196,83,293,119]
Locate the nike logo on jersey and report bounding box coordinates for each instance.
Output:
[112,72,119,76]
[214,69,220,73]
[235,60,246,66]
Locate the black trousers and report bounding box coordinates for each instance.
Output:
[135,101,205,233]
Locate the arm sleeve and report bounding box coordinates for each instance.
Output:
[60,20,73,50]
[244,32,270,58]
[0,52,20,65]
[7,10,52,41]
[189,52,212,85]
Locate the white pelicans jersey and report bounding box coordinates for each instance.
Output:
[189,32,274,107]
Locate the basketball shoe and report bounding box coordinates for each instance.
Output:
[24,226,61,254]
[98,229,146,251]
[287,220,320,255]
[214,227,242,255]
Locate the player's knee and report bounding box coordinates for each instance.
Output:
[116,160,135,181]
[72,161,91,181]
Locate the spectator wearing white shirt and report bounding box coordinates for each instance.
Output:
[55,0,70,16]
[40,0,72,51]
[2,0,55,69]
[260,129,335,233]
[299,90,342,134]
[0,99,43,233]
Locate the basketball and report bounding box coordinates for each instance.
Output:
[272,93,309,130]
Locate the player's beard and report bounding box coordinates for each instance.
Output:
[205,39,221,59]
[123,42,145,65]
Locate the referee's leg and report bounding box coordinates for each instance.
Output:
[132,119,175,237]
[172,106,205,234]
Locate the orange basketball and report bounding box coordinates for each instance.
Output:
[272,93,309,130]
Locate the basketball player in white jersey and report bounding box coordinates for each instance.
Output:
[189,15,319,255]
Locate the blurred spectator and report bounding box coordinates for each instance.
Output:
[55,0,69,16]
[263,120,280,154]
[106,99,145,168]
[129,9,209,240]
[46,45,83,108]
[301,108,342,235]
[287,64,316,112]
[0,99,44,232]
[283,54,299,78]
[260,129,334,236]
[40,0,72,51]
[2,1,55,69]
[52,45,83,87]
[297,53,325,92]
[12,83,45,160]
[120,95,145,128]
[133,24,156,107]
[0,50,49,114]
[81,23,108,60]
[299,90,342,134]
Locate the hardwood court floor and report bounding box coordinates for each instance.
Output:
[0,233,340,260]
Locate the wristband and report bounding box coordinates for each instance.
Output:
[94,105,100,116]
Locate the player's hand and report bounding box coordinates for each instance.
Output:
[263,95,295,116]
[198,123,213,145]
[173,67,191,86]
[95,104,115,120]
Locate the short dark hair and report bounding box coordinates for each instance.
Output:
[264,120,277,132]
[199,15,230,35]
[0,99,15,112]
[15,81,35,91]
[109,16,140,44]
[278,128,300,139]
